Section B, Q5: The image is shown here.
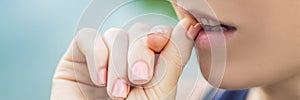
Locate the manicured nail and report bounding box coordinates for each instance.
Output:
[98,68,107,85]
[112,79,129,98]
[132,61,149,81]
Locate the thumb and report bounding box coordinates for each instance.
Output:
[143,18,202,99]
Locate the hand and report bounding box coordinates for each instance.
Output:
[51,18,200,100]
[50,27,110,99]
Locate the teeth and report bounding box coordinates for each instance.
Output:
[199,18,223,32]
[199,18,220,26]
[199,18,209,25]
[210,26,227,32]
[208,19,221,26]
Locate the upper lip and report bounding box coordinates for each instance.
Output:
[179,7,220,24]
[187,9,237,32]
[179,7,235,28]
[177,6,237,32]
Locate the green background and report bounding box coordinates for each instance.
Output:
[0,0,177,99]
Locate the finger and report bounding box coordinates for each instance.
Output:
[52,40,90,100]
[187,23,202,40]
[162,18,200,66]
[127,23,151,43]
[51,28,110,99]
[75,28,109,86]
[104,28,130,99]
[143,18,200,99]
[147,25,172,53]
[128,25,172,85]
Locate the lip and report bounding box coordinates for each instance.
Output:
[195,29,236,48]
[180,8,237,48]
[187,9,221,24]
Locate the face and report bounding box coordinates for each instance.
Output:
[173,0,300,89]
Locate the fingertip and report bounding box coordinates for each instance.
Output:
[147,32,170,53]
[111,78,130,99]
[193,23,202,29]
[146,25,172,53]
[128,37,155,86]
[187,23,202,40]
[130,61,152,85]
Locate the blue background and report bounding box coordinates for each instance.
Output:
[0,0,91,99]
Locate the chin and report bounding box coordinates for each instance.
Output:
[198,59,260,90]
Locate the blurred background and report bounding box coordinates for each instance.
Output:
[0,0,92,99]
[0,0,184,99]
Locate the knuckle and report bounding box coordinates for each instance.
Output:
[76,27,99,37]
[104,28,128,40]
[152,25,173,32]
[75,27,100,42]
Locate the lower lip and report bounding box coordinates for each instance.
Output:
[195,29,236,48]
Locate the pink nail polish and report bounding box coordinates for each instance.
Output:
[112,79,129,98]
[132,61,149,81]
[98,68,106,85]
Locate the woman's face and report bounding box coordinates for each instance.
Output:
[173,0,300,89]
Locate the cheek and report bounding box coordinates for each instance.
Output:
[198,0,300,89]
[197,21,300,89]
[198,36,300,90]
[225,24,300,87]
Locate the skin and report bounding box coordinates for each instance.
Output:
[52,0,300,99]
[51,19,200,99]
[173,0,300,99]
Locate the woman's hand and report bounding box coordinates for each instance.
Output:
[50,27,110,99]
[51,18,200,100]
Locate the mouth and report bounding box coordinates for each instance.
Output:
[182,9,237,48]
[195,17,237,48]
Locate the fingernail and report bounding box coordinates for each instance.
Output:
[187,23,202,40]
[194,23,201,29]
[98,68,107,85]
[187,25,195,39]
[132,61,149,81]
[112,79,129,98]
